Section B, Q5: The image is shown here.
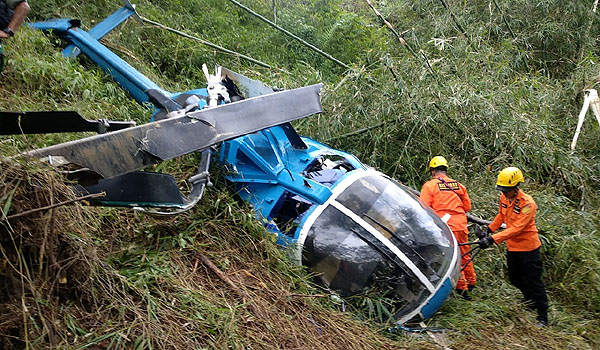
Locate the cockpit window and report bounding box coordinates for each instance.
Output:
[302,205,431,318]
[303,155,356,187]
[335,175,455,284]
[245,131,279,166]
[270,191,313,237]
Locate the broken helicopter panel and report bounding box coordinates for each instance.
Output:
[17,0,461,324]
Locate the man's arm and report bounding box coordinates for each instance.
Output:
[419,181,435,207]
[0,1,29,38]
[459,183,472,212]
[488,201,504,232]
[491,203,536,243]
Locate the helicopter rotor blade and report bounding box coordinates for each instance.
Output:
[0,111,135,135]
[26,84,322,179]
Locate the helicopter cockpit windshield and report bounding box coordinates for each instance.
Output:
[298,170,458,321]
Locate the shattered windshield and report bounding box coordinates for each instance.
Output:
[336,174,455,284]
[302,205,430,316]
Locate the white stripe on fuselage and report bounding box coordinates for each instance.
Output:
[293,169,372,263]
[294,169,435,292]
[330,200,435,292]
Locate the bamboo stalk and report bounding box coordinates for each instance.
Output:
[139,16,286,72]
[492,0,516,39]
[365,0,407,46]
[577,0,599,62]
[326,122,386,142]
[491,0,529,71]
[226,0,351,70]
[437,0,471,44]
[364,0,436,75]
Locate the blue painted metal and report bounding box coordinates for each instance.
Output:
[219,126,365,242]
[420,277,454,320]
[30,7,208,114]
[31,18,166,105]
[63,6,138,57]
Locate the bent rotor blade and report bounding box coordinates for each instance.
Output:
[26,84,323,178]
[221,67,275,98]
[0,111,135,135]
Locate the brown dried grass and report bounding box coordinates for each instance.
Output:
[0,159,432,349]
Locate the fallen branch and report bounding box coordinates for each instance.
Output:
[198,253,263,316]
[4,192,105,220]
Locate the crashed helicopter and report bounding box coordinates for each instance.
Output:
[2,0,463,324]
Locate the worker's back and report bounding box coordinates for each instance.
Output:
[420,174,471,232]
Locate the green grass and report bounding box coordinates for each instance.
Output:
[1,0,600,348]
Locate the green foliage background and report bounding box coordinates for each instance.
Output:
[1,0,600,348]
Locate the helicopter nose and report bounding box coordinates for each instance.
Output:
[298,171,460,323]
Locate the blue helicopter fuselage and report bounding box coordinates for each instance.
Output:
[219,124,460,323]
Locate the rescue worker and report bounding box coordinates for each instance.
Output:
[478,167,549,326]
[0,0,29,73]
[420,156,475,299]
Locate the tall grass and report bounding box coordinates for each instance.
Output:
[1,0,599,348]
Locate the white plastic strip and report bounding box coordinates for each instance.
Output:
[397,234,459,324]
[292,169,374,264]
[571,89,600,151]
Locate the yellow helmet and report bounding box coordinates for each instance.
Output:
[429,156,448,170]
[496,167,524,191]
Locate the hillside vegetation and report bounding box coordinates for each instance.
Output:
[1,0,599,349]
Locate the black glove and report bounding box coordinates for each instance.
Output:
[478,236,495,249]
[486,226,494,235]
[474,225,487,239]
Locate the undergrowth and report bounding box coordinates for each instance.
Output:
[1,0,599,348]
[0,157,417,349]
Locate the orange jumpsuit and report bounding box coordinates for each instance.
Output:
[420,174,475,291]
[488,190,540,251]
[488,189,547,323]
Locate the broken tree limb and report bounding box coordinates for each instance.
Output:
[4,192,106,220]
[198,253,263,316]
